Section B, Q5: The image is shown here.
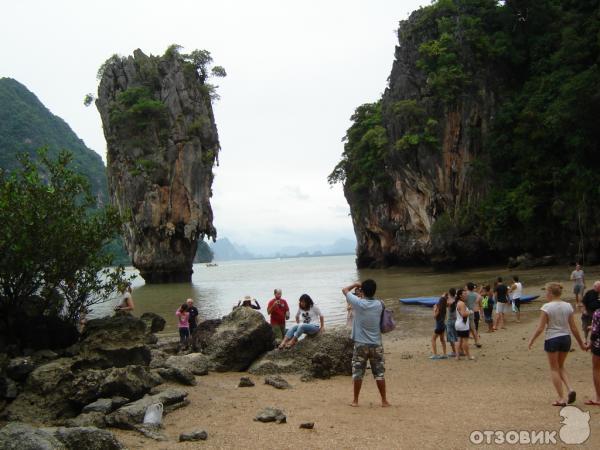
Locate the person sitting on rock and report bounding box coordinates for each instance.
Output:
[114,284,134,315]
[278,294,324,349]
[236,295,261,310]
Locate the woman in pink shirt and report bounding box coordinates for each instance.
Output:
[176,303,190,345]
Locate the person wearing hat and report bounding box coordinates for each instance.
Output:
[236,295,261,310]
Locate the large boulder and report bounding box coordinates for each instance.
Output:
[0,422,66,450]
[43,426,124,450]
[248,330,353,377]
[5,359,159,423]
[163,353,209,375]
[6,356,36,381]
[140,312,166,333]
[73,316,152,369]
[191,308,274,371]
[105,388,189,429]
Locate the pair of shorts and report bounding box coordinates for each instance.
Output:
[483,308,493,323]
[457,329,469,338]
[470,311,480,331]
[352,343,385,380]
[497,301,509,314]
[574,284,584,295]
[446,322,457,343]
[434,321,446,335]
[271,323,286,340]
[544,335,571,352]
[512,298,521,311]
[582,314,592,334]
[592,346,600,357]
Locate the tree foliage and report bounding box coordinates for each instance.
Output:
[0,149,131,347]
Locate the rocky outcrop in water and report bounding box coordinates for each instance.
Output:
[96,47,220,283]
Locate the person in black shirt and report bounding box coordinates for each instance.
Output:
[493,277,509,331]
[582,281,600,342]
[186,298,199,334]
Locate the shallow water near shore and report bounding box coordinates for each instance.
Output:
[91,255,600,335]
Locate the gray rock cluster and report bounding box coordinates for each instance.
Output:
[0,422,123,450]
[249,329,353,378]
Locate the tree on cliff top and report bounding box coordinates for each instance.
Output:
[0,149,130,349]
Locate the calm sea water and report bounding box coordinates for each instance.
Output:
[92,255,597,335]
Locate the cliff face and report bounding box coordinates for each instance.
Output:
[345,6,500,268]
[96,49,219,283]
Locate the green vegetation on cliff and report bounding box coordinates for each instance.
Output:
[330,0,600,262]
[0,78,108,201]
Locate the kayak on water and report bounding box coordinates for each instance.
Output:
[399,294,539,307]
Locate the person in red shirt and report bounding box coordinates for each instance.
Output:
[267,288,289,341]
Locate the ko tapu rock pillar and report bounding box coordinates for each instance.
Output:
[96,48,219,283]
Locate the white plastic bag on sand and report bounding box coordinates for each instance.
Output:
[143,402,164,425]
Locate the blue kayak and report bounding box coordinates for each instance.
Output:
[399,294,539,307]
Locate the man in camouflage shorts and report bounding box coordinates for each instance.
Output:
[352,344,385,380]
[343,279,390,407]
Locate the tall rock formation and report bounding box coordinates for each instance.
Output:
[334,2,505,268]
[96,48,220,283]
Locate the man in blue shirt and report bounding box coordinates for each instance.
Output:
[342,279,390,407]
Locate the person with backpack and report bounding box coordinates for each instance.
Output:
[480,285,495,333]
[342,279,390,408]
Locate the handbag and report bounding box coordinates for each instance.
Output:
[379,300,396,333]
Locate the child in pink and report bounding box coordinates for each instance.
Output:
[176,303,190,344]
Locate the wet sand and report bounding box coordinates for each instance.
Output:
[114,296,600,449]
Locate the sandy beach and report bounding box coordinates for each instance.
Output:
[113,296,600,449]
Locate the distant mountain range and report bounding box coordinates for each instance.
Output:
[210,237,356,261]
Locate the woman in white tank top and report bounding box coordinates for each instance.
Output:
[454,289,474,360]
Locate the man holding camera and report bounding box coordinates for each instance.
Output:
[267,288,290,341]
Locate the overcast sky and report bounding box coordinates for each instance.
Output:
[1,0,428,253]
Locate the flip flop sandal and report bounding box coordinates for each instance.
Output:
[584,400,600,406]
[552,401,567,407]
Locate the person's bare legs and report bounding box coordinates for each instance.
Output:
[456,338,463,360]
[547,352,567,404]
[557,351,574,395]
[450,341,456,354]
[285,336,298,348]
[440,333,447,355]
[463,337,473,359]
[593,354,600,403]
[351,379,362,406]
[431,334,438,356]
[278,336,289,349]
[376,379,390,407]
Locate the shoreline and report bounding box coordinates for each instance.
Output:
[113,297,600,449]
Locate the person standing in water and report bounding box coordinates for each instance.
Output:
[114,284,134,315]
[342,280,390,407]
